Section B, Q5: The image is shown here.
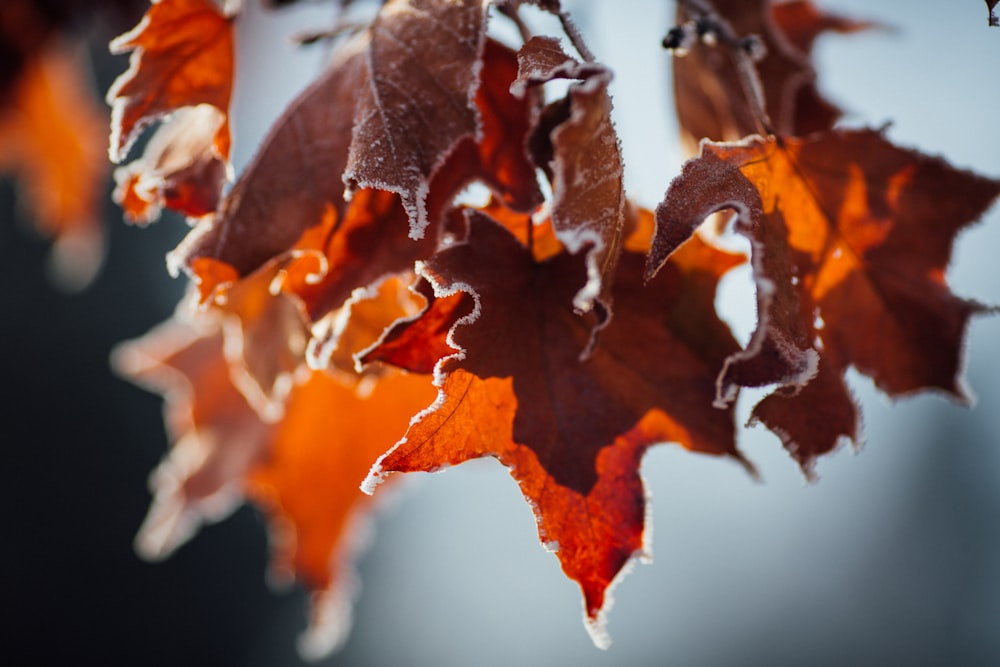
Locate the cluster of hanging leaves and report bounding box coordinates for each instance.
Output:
[96,0,998,657]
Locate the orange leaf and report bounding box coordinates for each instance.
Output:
[247,368,436,657]
[362,211,749,643]
[107,0,234,162]
[112,314,271,560]
[0,38,108,288]
[117,306,436,659]
[651,129,1000,469]
[112,104,228,223]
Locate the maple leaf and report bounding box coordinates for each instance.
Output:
[650,128,1000,469]
[113,104,229,223]
[0,37,108,288]
[117,299,437,659]
[107,0,234,163]
[770,0,875,55]
[112,312,271,560]
[343,0,487,239]
[247,368,436,658]
[513,35,625,313]
[672,0,870,150]
[361,210,749,644]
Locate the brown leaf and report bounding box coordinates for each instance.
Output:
[362,210,747,643]
[0,38,108,288]
[344,0,487,239]
[672,0,870,150]
[770,0,876,55]
[107,0,234,162]
[176,33,536,319]
[650,129,1000,467]
[306,274,423,377]
[513,36,625,313]
[213,259,312,422]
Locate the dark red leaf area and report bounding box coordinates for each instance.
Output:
[751,354,858,475]
[771,0,876,55]
[476,39,544,212]
[177,33,537,320]
[363,211,748,622]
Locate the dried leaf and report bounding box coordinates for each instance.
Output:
[113,104,228,223]
[112,313,270,560]
[513,35,625,312]
[117,305,436,660]
[362,211,748,644]
[247,368,436,658]
[672,0,869,150]
[650,129,1000,467]
[344,0,487,239]
[214,259,312,422]
[171,33,368,294]
[107,0,234,162]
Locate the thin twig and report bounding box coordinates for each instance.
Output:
[556,8,596,63]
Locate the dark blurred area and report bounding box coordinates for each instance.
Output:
[0,0,143,102]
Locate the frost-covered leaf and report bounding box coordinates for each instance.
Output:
[362,210,748,643]
[172,32,366,296]
[672,0,869,150]
[513,36,624,313]
[116,303,435,660]
[113,104,228,224]
[113,313,270,561]
[107,0,234,162]
[344,0,487,239]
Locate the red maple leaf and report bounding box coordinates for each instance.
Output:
[361,210,750,642]
[343,0,488,239]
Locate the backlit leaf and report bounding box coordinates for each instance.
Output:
[362,210,748,644]
[107,0,234,162]
[651,128,1000,468]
